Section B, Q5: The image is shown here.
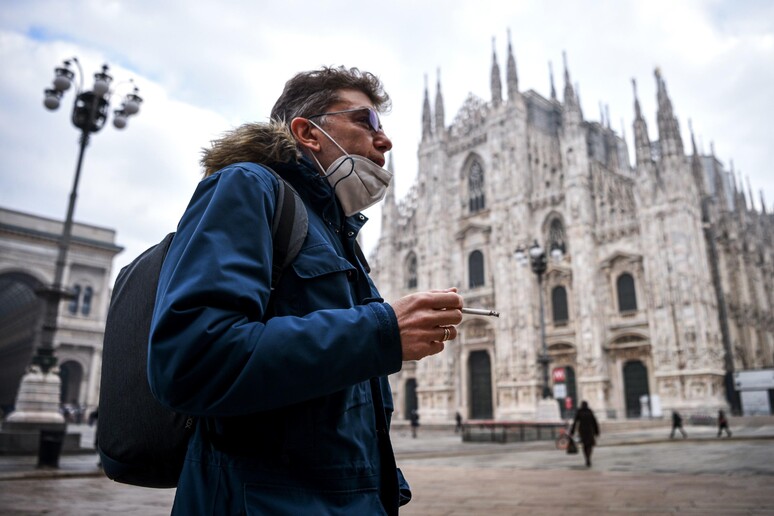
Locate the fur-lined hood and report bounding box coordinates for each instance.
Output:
[200,120,302,177]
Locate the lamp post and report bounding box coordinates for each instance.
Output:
[514,240,564,401]
[35,58,141,375]
[7,58,141,467]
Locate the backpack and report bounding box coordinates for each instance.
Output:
[97,165,308,488]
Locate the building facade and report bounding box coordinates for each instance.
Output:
[370,40,774,423]
[0,207,122,418]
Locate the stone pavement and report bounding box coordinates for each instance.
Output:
[1,418,773,514]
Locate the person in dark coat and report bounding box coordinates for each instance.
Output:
[717,409,732,437]
[670,410,687,438]
[147,67,465,515]
[455,411,463,433]
[410,409,420,438]
[570,401,600,467]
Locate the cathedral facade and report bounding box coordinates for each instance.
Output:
[370,40,774,423]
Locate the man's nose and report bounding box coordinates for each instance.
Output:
[374,130,392,152]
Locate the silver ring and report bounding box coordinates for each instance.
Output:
[442,326,451,342]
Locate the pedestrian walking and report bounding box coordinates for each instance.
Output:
[717,409,732,438]
[146,66,464,515]
[410,409,420,438]
[670,410,687,439]
[570,401,600,467]
[454,411,463,433]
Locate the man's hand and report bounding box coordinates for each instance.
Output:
[390,288,463,361]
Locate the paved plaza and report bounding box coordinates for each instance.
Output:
[1,420,773,515]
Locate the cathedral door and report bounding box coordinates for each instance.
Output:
[404,378,418,420]
[623,360,649,418]
[468,350,493,420]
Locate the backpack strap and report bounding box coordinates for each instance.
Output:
[264,166,308,288]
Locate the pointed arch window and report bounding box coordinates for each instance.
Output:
[405,252,418,289]
[468,160,485,212]
[617,273,637,312]
[547,217,567,255]
[468,250,485,288]
[81,286,93,316]
[551,286,569,324]
[68,284,81,315]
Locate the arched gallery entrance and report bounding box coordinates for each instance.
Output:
[0,272,44,415]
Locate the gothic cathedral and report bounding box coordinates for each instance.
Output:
[370,37,774,423]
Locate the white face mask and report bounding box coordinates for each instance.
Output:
[308,120,393,217]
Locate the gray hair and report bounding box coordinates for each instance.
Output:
[270,66,391,125]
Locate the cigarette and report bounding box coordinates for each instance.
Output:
[461,307,500,317]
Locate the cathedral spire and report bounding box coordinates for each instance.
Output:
[385,153,396,206]
[603,104,619,170]
[380,153,397,240]
[506,28,518,100]
[599,101,605,127]
[654,67,684,158]
[760,190,768,215]
[633,78,643,119]
[490,37,502,107]
[632,78,652,166]
[734,166,747,211]
[434,68,445,136]
[710,143,725,208]
[689,119,705,193]
[422,73,432,140]
[562,51,580,115]
[746,175,756,213]
[549,60,557,101]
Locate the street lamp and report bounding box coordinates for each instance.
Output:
[35,58,142,374]
[514,240,564,400]
[8,58,141,468]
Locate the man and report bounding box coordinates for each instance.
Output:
[148,66,463,515]
[717,409,732,438]
[410,409,420,438]
[670,410,687,439]
[570,401,600,467]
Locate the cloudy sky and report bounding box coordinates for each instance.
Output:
[1,0,772,282]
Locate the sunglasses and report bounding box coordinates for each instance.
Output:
[307,107,382,133]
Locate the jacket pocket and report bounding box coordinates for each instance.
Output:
[281,243,357,313]
[292,242,356,278]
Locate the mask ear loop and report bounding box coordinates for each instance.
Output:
[307,118,356,224]
[307,119,356,184]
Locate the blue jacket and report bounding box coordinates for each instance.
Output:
[148,123,407,515]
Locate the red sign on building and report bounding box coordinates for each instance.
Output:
[552,367,566,383]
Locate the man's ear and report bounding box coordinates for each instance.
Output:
[290,117,322,153]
